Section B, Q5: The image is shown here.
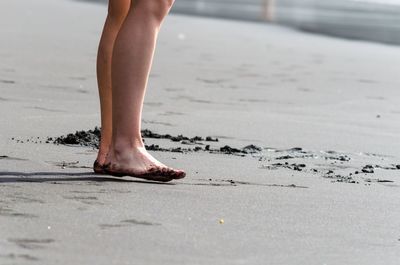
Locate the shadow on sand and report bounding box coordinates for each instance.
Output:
[0,171,174,185]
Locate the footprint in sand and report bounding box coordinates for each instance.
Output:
[0,79,15,84]
[99,219,161,229]
[8,238,54,250]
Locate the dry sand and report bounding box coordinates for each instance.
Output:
[1,0,400,264]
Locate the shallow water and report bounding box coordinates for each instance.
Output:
[76,0,400,45]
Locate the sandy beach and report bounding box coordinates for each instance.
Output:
[1,0,400,264]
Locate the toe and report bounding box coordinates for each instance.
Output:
[174,169,186,179]
[166,167,186,179]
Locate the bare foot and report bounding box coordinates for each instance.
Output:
[102,146,186,182]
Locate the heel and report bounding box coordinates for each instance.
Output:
[93,160,106,174]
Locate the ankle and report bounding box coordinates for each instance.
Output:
[112,137,144,153]
[98,141,110,152]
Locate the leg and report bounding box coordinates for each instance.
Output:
[95,0,130,168]
[104,0,186,181]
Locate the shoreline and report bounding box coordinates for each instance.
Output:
[74,0,400,46]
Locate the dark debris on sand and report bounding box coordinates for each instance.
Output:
[15,127,400,186]
[141,129,218,143]
[52,127,101,148]
[42,127,263,157]
[262,162,306,171]
[258,147,400,185]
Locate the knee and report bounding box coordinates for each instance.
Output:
[107,0,130,23]
[134,0,175,23]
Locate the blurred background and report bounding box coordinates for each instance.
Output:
[168,0,400,45]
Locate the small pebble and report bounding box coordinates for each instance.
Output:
[178,33,186,40]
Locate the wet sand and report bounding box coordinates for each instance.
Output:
[1,0,400,264]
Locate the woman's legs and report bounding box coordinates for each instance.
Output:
[103,0,186,180]
[96,0,130,165]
